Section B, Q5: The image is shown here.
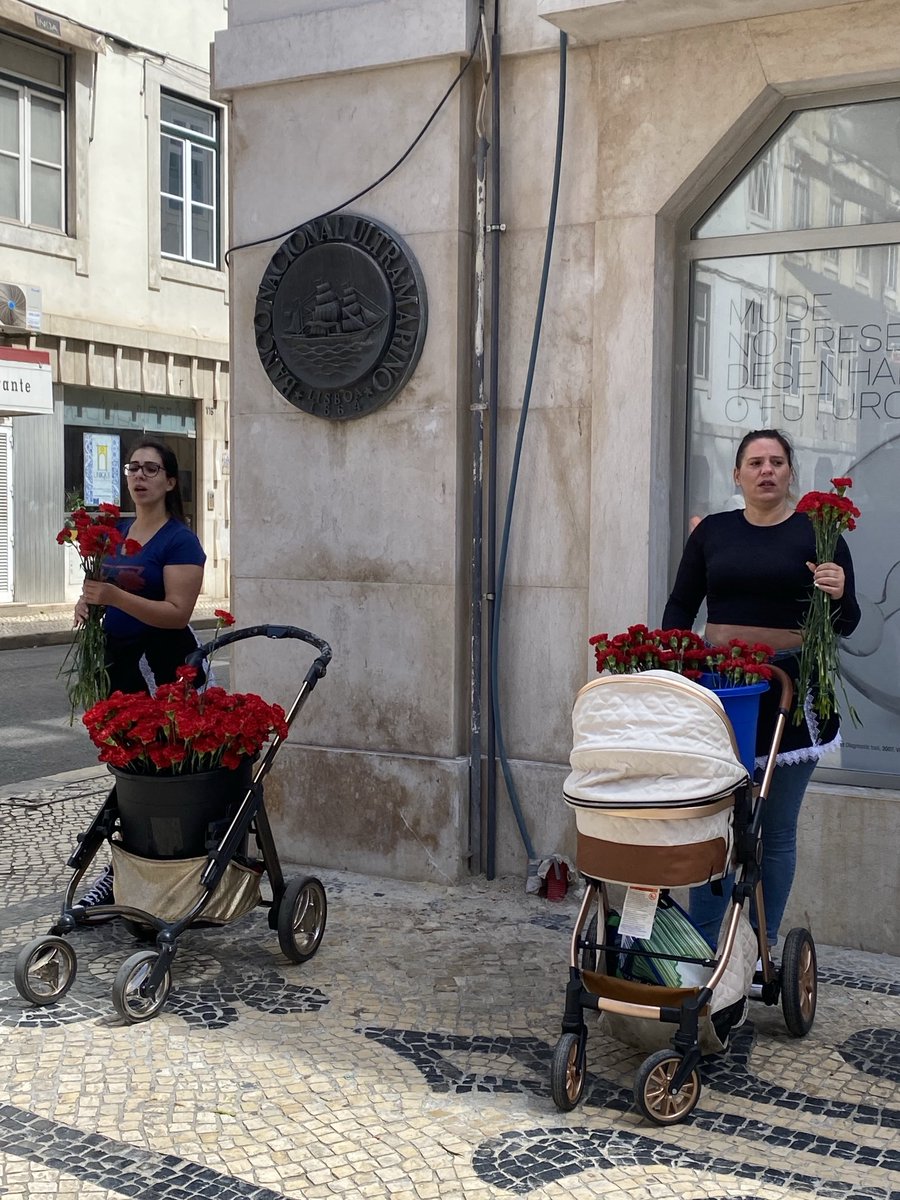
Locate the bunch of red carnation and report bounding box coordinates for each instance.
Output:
[56,503,141,565]
[82,666,289,775]
[589,625,773,687]
[56,503,140,721]
[793,475,861,726]
[795,477,861,532]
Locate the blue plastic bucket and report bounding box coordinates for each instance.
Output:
[698,675,769,775]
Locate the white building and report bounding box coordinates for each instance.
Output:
[0,0,230,607]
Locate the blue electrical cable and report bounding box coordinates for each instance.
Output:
[490,30,568,865]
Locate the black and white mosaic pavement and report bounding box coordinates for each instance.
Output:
[1,780,898,1199]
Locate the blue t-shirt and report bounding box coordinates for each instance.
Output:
[101,518,206,638]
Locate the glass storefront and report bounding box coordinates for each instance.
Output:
[63,386,198,527]
[685,97,900,784]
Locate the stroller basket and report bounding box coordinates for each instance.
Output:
[563,671,749,887]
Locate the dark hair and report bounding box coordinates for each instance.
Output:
[734,428,795,477]
[126,438,186,521]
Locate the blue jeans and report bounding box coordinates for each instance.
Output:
[689,758,816,950]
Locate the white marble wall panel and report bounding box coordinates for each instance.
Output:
[263,742,470,882]
[788,784,900,955]
[230,577,464,758]
[215,0,473,91]
[492,405,591,590]
[493,583,587,763]
[499,46,598,231]
[498,224,596,415]
[595,23,768,221]
[589,215,658,633]
[230,407,458,584]
[750,0,900,89]
[538,0,852,41]
[227,61,470,245]
[489,757,575,880]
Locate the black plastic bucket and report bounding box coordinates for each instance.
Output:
[111,758,254,858]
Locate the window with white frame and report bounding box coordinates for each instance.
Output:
[692,281,711,380]
[160,92,218,267]
[0,33,66,232]
[791,169,810,229]
[747,150,774,221]
[856,207,873,281]
[886,243,898,296]
[741,296,763,380]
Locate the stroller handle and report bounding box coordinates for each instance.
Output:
[769,664,793,714]
[185,624,333,672]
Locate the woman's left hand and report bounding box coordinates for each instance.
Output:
[807,560,845,599]
[82,579,115,607]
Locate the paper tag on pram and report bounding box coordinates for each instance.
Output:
[618,886,660,940]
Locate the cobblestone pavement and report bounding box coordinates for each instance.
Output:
[1,770,898,1200]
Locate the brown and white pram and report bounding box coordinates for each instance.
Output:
[551,667,818,1125]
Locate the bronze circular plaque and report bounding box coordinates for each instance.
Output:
[255,213,427,420]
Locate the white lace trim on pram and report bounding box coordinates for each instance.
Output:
[753,686,841,770]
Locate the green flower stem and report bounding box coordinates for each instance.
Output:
[60,605,109,724]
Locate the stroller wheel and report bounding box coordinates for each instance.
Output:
[634,1050,701,1125]
[277,876,327,964]
[112,951,172,1023]
[780,927,817,1036]
[14,936,77,1006]
[550,1032,586,1111]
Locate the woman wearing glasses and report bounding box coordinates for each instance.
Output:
[74,439,206,695]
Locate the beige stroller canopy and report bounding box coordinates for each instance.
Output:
[564,670,748,807]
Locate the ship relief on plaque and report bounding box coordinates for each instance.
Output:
[255,213,427,420]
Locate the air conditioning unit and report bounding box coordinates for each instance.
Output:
[0,282,42,335]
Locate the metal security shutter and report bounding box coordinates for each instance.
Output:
[0,425,11,601]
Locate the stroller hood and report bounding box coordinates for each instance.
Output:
[564,671,748,805]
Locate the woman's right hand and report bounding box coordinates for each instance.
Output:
[73,595,89,627]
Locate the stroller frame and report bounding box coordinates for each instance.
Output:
[552,666,819,1124]
[13,624,332,1023]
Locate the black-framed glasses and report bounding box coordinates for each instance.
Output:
[124,460,163,477]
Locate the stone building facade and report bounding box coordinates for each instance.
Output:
[214,0,900,953]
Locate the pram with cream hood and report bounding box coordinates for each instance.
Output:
[550,666,818,1124]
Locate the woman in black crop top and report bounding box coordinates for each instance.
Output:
[662,429,860,953]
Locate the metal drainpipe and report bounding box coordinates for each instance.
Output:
[485,16,501,880]
[469,78,489,875]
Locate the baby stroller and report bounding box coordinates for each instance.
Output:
[551,667,818,1124]
[13,624,331,1024]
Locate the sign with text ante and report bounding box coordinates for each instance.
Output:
[0,347,52,416]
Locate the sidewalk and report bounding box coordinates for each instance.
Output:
[0,767,898,1199]
[0,597,229,651]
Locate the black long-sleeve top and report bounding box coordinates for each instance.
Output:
[661,509,861,759]
[661,510,861,637]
